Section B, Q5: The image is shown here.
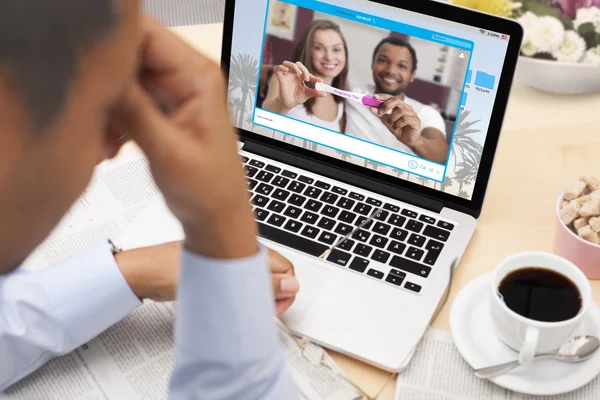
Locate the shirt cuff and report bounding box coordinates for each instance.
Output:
[38,240,142,344]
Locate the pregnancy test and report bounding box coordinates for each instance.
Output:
[304,81,384,108]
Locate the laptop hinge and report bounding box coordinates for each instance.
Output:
[243,140,444,214]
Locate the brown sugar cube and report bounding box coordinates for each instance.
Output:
[574,195,591,207]
[589,217,600,233]
[564,181,587,201]
[578,225,600,244]
[574,217,589,231]
[580,198,600,218]
[581,175,600,192]
[562,200,570,209]
[560,202,580,226]
[592,190,600,200]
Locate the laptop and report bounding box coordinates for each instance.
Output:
[222,0,523,371]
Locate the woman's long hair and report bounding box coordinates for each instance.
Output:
[290,20,349,115]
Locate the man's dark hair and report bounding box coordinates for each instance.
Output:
[372,37,418,73]
[0,0,117,132]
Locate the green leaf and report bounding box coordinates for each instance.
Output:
[524,2,561,18]
[560,17,574,31]
[579,22,598,49]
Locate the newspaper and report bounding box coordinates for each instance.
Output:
[5,151,359,400]
[396,329,600,400]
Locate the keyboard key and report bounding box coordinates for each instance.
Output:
[272,176,290,188]
[305,200,323,213]
[265,164,281,173]
[288,194,306,206]
[337,197,355,210]
[372,250,390,263]
[405,282,422,293]
[390,228,408,241]
[300,211,319,224]
[423,225,450,242]
[401,209,418,219]
[282,170,297,179]
[258,222,327,256]
[390,256,431,278]
[352,229,371,242]
[354,203,373,216]
[272,189,290,201]
[267,200,286,213]
[389,214,406,227]
[256,183,274,196]
[332,186,348,195]
[267,214,286,227]
[406,220,424,233]
[289,181,306,193]
[367,269,384,279]
[317,217,336,230]
[304,186,322,199]
[408,234,427,247]
[327,249,352,267]
[246,178,258,191]
[318,231,338,245]
[406,247,425,261]
[338,210,357,224]
[419,215,436,225]
[349,257,369,273]
[423,250,441,266]
[284,205,303,219]
[390,268,407,279]
[241,156,249,163]
[245,166,259,177]
[367,197,383,207]
[387,240,406,255]
[251,194,269,207]
[373,222,391,235]
[320,192,339,204]
[385,273,404,286]
[255,208,269,221]
[369,235,388,249]
[426,240,444,252]
[355,217,373,229]
[300,225,320,239]
[249,160,265,168]
[315,181,331,190]
[349,192,365,201]
[298,175,314,184]
[437,221,455,231]
[373,209,389,221]
[334,222,353,235]
[384,203,400,213]
[353,244,372,257]
[338,238,355,251]
[284,220,303,233]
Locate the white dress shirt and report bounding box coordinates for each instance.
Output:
[0,241,297,399]
[345,83,447,155]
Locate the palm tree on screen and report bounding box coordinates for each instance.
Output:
[229,54,258,128]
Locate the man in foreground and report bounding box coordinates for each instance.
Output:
[345,37,449,164]
[0,0,297,397]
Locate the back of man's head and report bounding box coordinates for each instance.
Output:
[0,0,116,132]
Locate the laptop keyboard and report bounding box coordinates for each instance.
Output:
[242,156,456,295]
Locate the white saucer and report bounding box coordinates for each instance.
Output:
[450,272,600,396]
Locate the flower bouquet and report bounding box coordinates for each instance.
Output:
[453,0,600,93]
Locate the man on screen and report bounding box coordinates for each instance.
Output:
[345,37,449,165]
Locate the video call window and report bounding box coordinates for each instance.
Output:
[253,0,473,182]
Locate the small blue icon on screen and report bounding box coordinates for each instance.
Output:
[460,92,468,106]
[475,71,495,90]
[408,160,418,169]
[466,69,472,83]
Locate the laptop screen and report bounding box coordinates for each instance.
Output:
[226,0,511,201]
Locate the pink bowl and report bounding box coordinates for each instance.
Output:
[554,195,600,280]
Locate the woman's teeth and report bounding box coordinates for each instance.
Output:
[322,63,338,70]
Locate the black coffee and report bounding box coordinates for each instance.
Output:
[498,268,582,323]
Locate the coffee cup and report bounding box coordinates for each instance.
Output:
[490,251,592,366]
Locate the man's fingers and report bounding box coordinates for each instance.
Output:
[382,108,405,126]
[116,82,176,163]
[272,273,299,299]
[268,248,295,274]
[276,298,295,317]
[378,98,402,116]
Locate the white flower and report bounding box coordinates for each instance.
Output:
[517,11,538,42]
[582,46,600,65]
[574,6,600,34]
[521,41,538,56]
[553,31,587,62]
[529,16,565,53]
